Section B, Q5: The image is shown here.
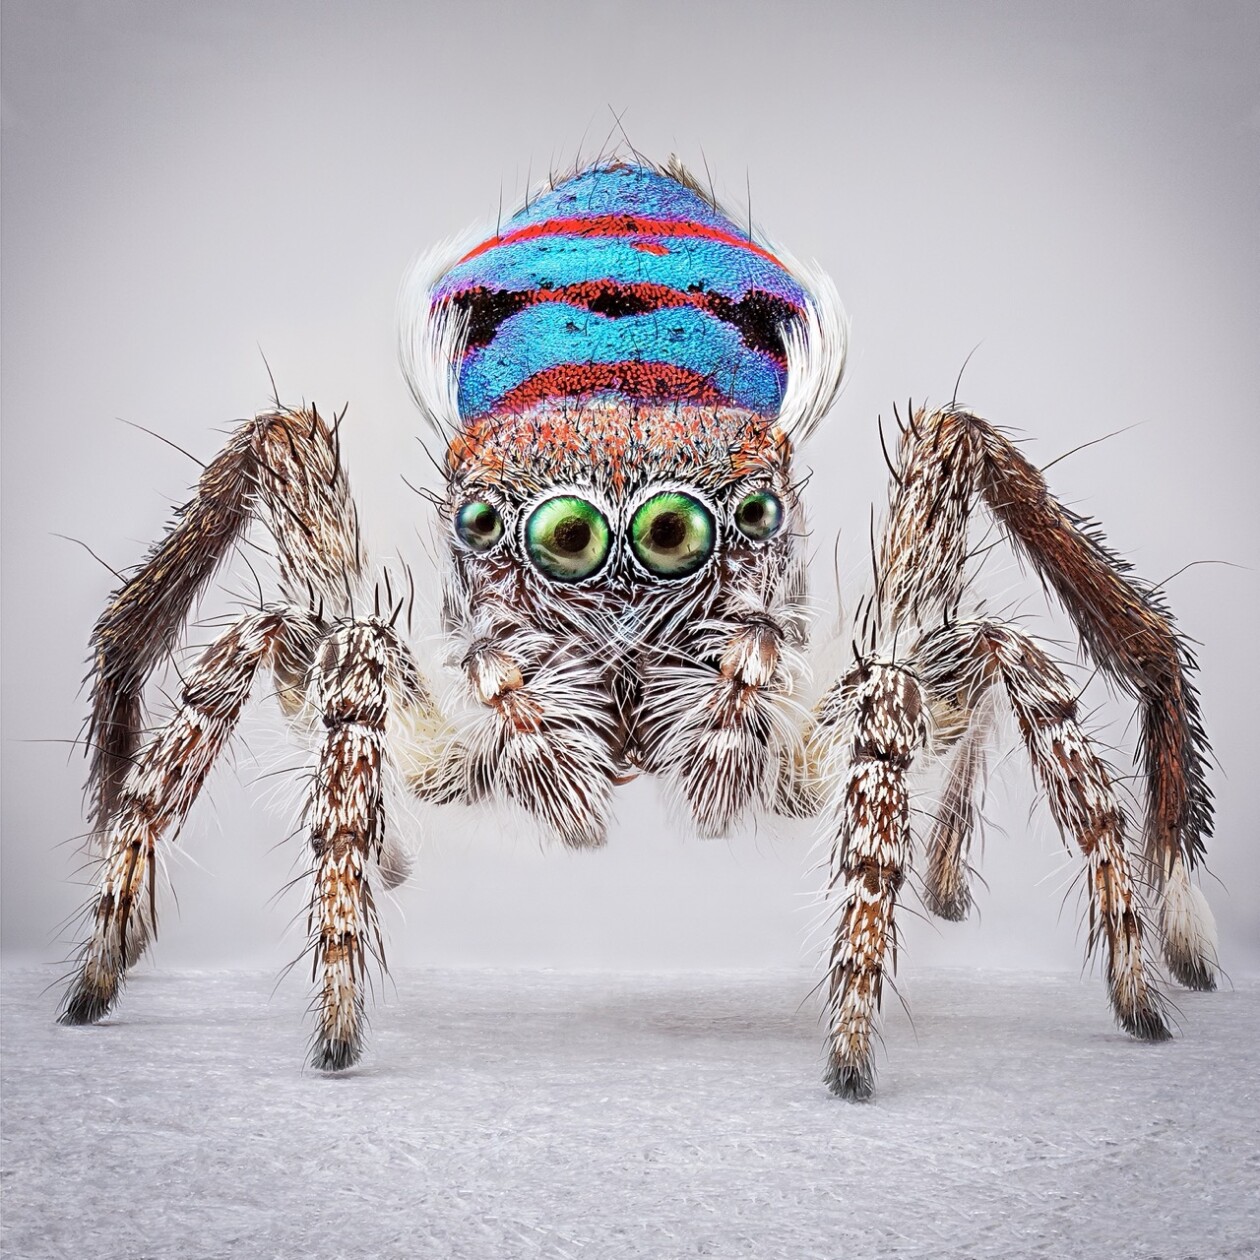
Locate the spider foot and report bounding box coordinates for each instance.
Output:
[825,1058,874,1102]
[1165,951,1217,993]
[58,968,120,1026]
[311,1035,364,1073]
[1161,859,1219,992]
[308,969,369,1073]
[922,878,971,923]
[1118,1001,1173,1043]
[1111,971,1173,1042]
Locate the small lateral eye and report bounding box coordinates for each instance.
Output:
[454,501,504,552]
[525,495,612,581]
[629,491,715,579]
[733,490,784,541]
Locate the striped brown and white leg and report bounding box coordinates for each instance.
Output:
[61,608,320,1025]
[878,404,1216,989]
[916,620,1170,1040]
[816,661,930,1100]
[305,619,400,1070]
[65,402,479,1066]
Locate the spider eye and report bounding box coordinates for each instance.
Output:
[454,501,504,552]
[525,496,611,581]
[629,492,715,579]
[734,490,783,541]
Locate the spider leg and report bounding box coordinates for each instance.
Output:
[67,403,468,1068]
[633,544,815,837]
[304,617,403,1070]
[815,660,930,1100]
[86,406,364,835]
[879,405,1216,989]
[921,693,996,922]
[915,620,1170,1041]
[61,607,321,1024]
[464,639,619,848]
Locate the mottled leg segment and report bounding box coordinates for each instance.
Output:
[921,697,995,922]
[305,619,398,1070]
[689,618,793,835]
[816,662,930,1100]
[62,609,318,1025]
[916,620,1170,1040]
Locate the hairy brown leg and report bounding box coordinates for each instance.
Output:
[915,619,1170,1040]
[878,405,1215,988]
[638,612,806,836]
[62,608,320,1025]
[456,637,619,849]
[423,568,619,849]
[305,619,396,1070]
[67,402,464,1067]
[86,406,364,835]
[921,696,995,922]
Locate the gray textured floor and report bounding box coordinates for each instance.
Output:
[2,967,1257,1259]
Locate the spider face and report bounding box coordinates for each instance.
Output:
[437,394,809,803]
[446,414,798,604]
[451,463,788,589]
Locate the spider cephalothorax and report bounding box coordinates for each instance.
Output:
[61,157,1218,1098]
[435,397,811,845]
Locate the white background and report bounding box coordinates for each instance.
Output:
[3,0,1258,982]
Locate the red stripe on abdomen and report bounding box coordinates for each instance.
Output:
[456,216,785,267]
[496,362,726,413]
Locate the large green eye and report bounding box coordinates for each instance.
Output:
[734,490,784,540]
[629,491,715,578]
[454,500,504,551]
[525,495,611,581]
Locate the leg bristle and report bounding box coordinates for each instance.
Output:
[1165,952,1217,993]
